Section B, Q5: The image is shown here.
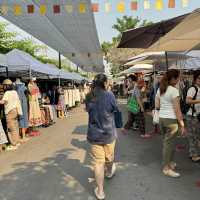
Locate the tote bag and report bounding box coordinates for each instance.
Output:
[127,97,139,114]
[114,110,123,128]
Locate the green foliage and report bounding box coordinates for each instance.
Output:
[101,15,153,75]
[0,22,16,53]
[0,22,86,75]
[13,38,42,56]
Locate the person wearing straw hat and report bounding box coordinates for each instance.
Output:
[0,79,22,151]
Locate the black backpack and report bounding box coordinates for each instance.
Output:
[180,85,198,115]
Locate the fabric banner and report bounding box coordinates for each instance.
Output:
[168,0,175,8]
[182,0,189,8]
[131,0,138,11]
[40,5,47,15]
[0,5,8,15]
[105,2,112,12]
[91,3,99,12]
[155,0,163,10]
[79,3,86,13]
[117,1,125,13]
[14,4,22,16]
[144,0,150,10]
[65,5,73,13]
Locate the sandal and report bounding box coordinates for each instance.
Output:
[163,169,180,178]
[94,187,105,200]
[140,134,152,139]
[190,156,200,162]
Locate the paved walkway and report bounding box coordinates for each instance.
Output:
[0,103,199,200]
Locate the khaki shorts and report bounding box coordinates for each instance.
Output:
[90,140,116,165]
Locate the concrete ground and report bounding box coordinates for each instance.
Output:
[0,102,199,200]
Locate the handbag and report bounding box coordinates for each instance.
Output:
[127,97,139,114]
[114,110,123,128]
[152,110,159,124]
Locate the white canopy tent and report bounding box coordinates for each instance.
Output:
[117,64,153,76]
[3,0,104,72]
[125,51,191,66]
[0,54,7,67]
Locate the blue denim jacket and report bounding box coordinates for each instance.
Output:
[86,89,118,145]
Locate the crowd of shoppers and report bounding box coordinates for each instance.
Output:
[85,70,200,199]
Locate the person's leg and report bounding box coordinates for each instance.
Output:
[104,140,116,178]
[123,112,135,131]
[186,116,200,161]
[91,144,105,198]
[161,118,179,177]
[6,111,18,146]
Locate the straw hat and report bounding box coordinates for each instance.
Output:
[3,79,12,85]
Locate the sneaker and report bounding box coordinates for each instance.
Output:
[6,145,18,151]
[163,169,180,178]
[94,187,105,200]
[105,163,116,179]
[140,134,152,139]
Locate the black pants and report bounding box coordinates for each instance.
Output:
[124,111,145,135]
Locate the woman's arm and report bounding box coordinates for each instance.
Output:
[172,97,184,127]
[155,96,160,110]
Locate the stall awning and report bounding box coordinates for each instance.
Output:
[3,0,104,72]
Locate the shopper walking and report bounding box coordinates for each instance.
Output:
[85,74,119,200]
[0,79,22,151]
[186,70,200,162]
[155,69,185,178]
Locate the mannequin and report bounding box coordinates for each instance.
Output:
[28,77,42,136]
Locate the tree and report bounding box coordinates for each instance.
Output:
[0,22,16,53]
[112,16,140,41]
[13,38,43,56]
[101,15,153,76]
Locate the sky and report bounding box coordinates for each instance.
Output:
[0,0,200,59]
[94,0,200,43]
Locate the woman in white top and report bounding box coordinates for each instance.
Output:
[0,79,22,151]
[155,69,185,178]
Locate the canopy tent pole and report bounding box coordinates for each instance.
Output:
[29,66,32,79]
[6,67,8,78]
[165,52,169,71]
[58,52,61,87]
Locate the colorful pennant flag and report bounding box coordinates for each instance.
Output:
[155,0,163,10]
[182,0,189,8]
[117,1,125,13]
[91,3,99,12]
[14,5,22,16]
[168,0,175,8]
[40,4,47,15]
[53,5,60,14]
[105,2,112,13]
[144,0,150,10]
[79,3,86,13]
[0,5,8,15]
[131,0,138,11]
[65,4,73,13]
[27,5,34,14]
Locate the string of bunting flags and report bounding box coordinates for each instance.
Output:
[0,0,190,16]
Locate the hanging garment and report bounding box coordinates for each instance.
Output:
[0,120,8,145]
[15,83,29,128]
[28,82,42,127]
